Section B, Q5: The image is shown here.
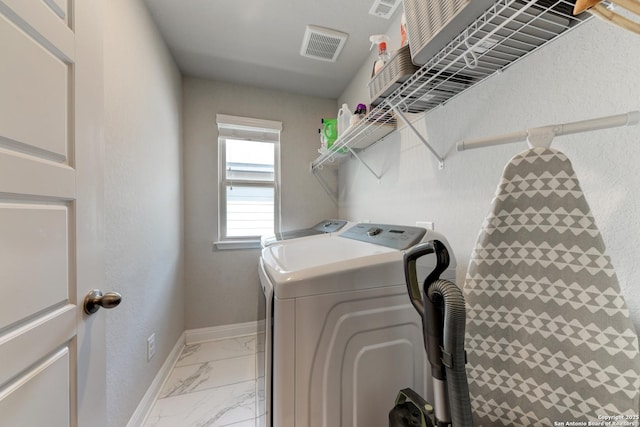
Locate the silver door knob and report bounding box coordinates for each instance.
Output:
[83,290,122,315]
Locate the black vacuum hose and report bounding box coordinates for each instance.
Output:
[427,279,473,427]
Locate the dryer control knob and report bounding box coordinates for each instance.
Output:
[367,227,383,236]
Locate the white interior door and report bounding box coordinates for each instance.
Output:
[0,0,108,425]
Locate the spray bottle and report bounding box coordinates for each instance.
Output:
[369,34,390,75]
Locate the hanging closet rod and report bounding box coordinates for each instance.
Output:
[457,110,640,151]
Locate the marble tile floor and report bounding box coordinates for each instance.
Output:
[143,334,264,427]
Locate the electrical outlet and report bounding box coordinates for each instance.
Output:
[147,333,156,361]
[416,221,435,230]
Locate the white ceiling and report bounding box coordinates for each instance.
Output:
[142,0,400,98]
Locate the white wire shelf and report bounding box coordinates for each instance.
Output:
[311,0,591,174]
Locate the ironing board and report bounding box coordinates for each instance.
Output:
[464,147,640,426]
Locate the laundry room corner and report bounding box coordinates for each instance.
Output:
[181,77,338,330]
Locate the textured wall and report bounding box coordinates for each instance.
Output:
[182,77,338,329]
[104,1,184,426]
[338,18,640,332]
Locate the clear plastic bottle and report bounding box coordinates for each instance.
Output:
[375,42,391,74]
[370,35,391,75]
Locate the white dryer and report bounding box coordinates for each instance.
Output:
[256,219,351,423]
[260,219,350,247]
[258,223,456,427]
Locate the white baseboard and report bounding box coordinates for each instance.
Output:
[127,332,185,427]
[185,320,265,345]
[128,321,266,426]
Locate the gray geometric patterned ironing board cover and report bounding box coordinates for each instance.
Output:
[464,147,640,426]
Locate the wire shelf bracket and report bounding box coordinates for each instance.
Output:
[348,147,382,181]
[310,164,339,205]
[392,106,445,169]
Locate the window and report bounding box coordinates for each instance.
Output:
[216,114,281,249]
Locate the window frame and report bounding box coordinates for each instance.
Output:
[215,114,282,250]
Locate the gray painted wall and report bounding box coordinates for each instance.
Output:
[338,18,640,332]
[104,1,184,426]
[183,77,338,329]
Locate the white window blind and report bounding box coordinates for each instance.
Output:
[216,114,281,249]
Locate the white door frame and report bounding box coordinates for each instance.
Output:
[75,0,107,425]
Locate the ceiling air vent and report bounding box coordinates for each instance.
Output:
[300,25,348,62]
[369,0,402,19]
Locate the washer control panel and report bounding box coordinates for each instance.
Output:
[340,223,426,250]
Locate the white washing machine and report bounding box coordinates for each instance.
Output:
[257,223,456,427]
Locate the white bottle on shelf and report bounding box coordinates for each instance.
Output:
[337,103,352,138]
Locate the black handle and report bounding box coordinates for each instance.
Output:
[425,240,451,288]
[403,240,452,381]
[403,242,435,319]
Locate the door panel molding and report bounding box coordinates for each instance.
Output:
[0,304,76,388]
[0,0,74,61]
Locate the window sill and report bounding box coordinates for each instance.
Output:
[214,240,262,250]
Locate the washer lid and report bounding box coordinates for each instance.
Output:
[264,234,396,273]
[261,233,404,289]
[262,239,407,299]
